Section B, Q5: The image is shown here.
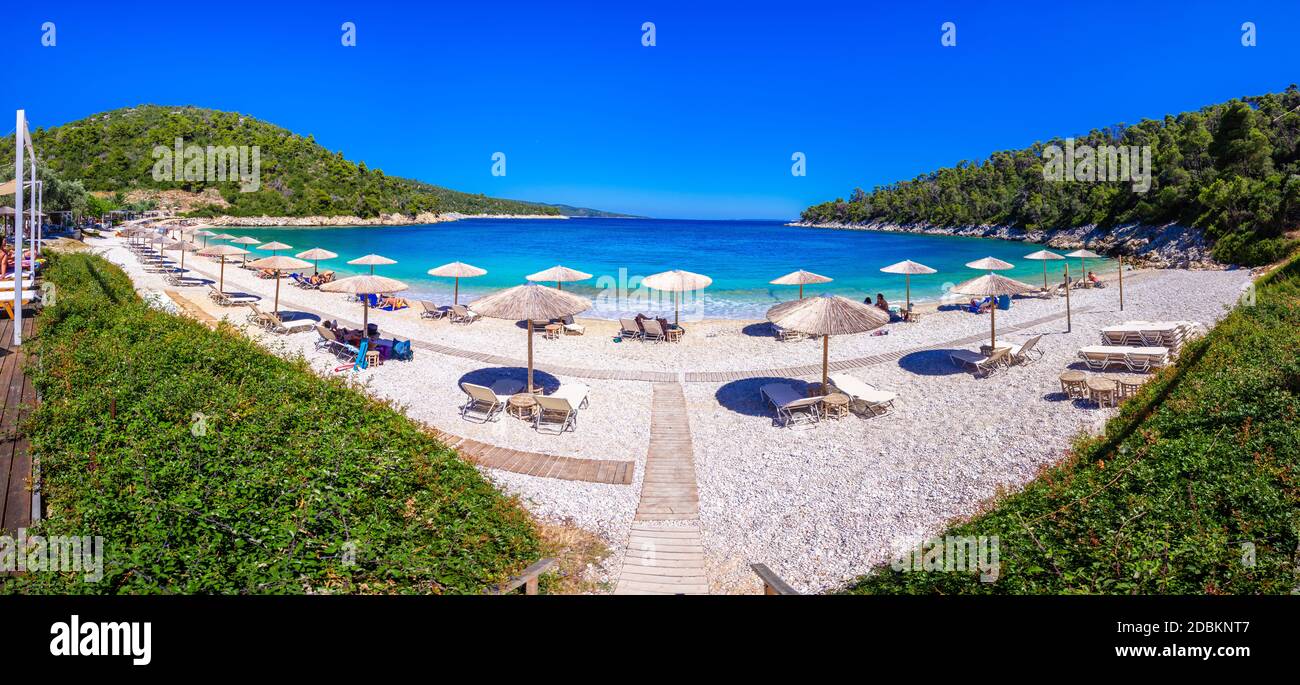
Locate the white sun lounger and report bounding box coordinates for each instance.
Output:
[459,379,523,422]
[759,383,822,427]
[828,374,896,417]
[949,347,1011,377]
[1077,345,1169,372]
[535,387,588,434]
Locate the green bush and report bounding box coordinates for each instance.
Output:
[847,256,1300,594]
[3,254,540,594]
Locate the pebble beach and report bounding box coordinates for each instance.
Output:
[92,234,1254,594]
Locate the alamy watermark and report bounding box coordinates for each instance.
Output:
[0,529,105,583]
[151,138,261,192]
[1042,137,1151,193]
[891,535,1000,583]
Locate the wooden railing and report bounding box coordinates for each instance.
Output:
[486,558,558,595]
[750,563,800,595]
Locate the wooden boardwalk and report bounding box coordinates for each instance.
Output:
[0,317,37,535]
[616,383,708,594]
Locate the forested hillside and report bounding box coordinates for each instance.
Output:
[802,88,1300,265]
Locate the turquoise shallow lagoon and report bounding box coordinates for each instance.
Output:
[220,218,1115,319]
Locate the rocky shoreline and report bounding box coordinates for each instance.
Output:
[789,220,1225,269]
[207,212,569,227]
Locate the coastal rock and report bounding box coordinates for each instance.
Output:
[790,221,1225,270]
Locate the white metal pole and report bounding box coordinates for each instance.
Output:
[13,110,25,346]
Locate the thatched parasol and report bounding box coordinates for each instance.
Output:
[348,253,397,275]
[766,295,890,391]
[642,269,712,326]
[248,255,312,314]
[196,244,249,291]
[526,265,593,291]
[427,261,487,305]
[879,260,936,311]
[770,269,832,300]
[320,274,409,332]
[468,284,591,394]
[258,241,293,255]
[951,273,1037,350]
[1065,249,1102,277]
[965,256,1015,271]
[296,248,338,275]
[229,236,260,265]
[1023,249,1064,290]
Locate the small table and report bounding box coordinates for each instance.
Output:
[1086,376,1118,408]
[543,324,562,340]
[819,393,850,419]
[364,350,381,368]
[1059,370,1087,398]
[664,325,684,342]
[507,394,538,420]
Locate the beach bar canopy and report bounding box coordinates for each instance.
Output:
[951,273,1037,350]
[428,261,487,305]
[196,244,249,291]
[1023,249,1065,290]
[248,255,311,314]
[878,260,936,312]
[468,284,591,394]
[348,253,397,275]
[642,269,712,326]
[296,248,338,275]
[769,269,832,300]
[526,265,593,291]
[321,274,409,332]
[766,295,889,391]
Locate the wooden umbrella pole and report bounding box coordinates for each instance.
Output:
[527,322,535,393]
[990,300,996,350]
[799,283,804,299]
[1064,262,1072,333]
[822,335,829,392]
[363,299,369,331]
[219,260,225,292]
[1042,261,1048,290]
[454,277,459,305]
[273,271,280,314]
[906,273,911,312]
[675,291,680,327]
[1118,255,1124,311]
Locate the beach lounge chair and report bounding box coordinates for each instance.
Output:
[759,383,823,428]
[451,304,480,324]
[772,324,804,341]
[419,300,448,319]
[949,347,1011,377]
[641,318,667,342]
[559,314,585,335]
[247,304,277,330]
[534,384,590,434]
[1077,345,1169,372]
[315,325,359,360]
[1006,334,1044,366]
[290,272,319,290]
[618,318,643,340]
[828,374,897,417]
[459,381,517,423]
[967,297,993,314]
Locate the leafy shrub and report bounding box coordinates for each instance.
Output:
[3,254,539,594]
[847,256,1300,594]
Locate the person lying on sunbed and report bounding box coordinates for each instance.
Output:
[378,295,409,310]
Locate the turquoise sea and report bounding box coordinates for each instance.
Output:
[218,218,1115,320]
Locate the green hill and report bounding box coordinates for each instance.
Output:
[1,104,623,219]
[802,88,1300,266]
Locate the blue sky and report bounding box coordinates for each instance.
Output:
[2,1,1297,219]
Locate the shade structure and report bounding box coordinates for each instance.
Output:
[879,260,937,311]
[172,239,200,272]
[427,261,487,305]
[1066,248,1102,276]
[951,273,1038,350]
[211,233,236,241]
[194,229,214,247]
[766,295,890,390]
[1023,249,1065,289]
[229,236,260,265]
[642,269,713,325]
[320,274,409,333]
[965,256,1015,271]
[296,247,338,275]
[258,241,293,255]
[525,265,593,291]
[348,253,397,275]
[196,244,249,291]
[468,284,592,394]
[769,269,833,300]
[248,255,312,314]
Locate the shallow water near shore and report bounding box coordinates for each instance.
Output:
[220,218,1116,319]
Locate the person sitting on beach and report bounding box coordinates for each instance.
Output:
[874,293,889,312]
[378,295,409,310]
[1088,270,1103,286]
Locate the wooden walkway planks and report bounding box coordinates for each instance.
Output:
[0,316,37,535]
[445,432,635,485]
[616,383,709,594]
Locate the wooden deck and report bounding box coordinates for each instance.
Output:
[0,316,37,535]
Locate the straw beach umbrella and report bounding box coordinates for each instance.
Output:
[642,269,712,326]
[951,273,1037,350]
[258,241,293,256]
[766,295,890,392]
[428,261,487,305]
[879,260,936,312]
[348,253,397,275]
[1065,249,1101,278]
[526,265,593,291]
[296,248,338,276]
[196,244,249,292]
[468,284,591,393]
[210,233,236,241]
[230,236,260,265]
[248,255,311,314]
[1023,249,1064,290]
[770,269,832,300]
[172,239,200,272]
[194,229,214,247]
[321,274,409,332]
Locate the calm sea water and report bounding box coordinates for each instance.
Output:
[219,218,1114,319]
